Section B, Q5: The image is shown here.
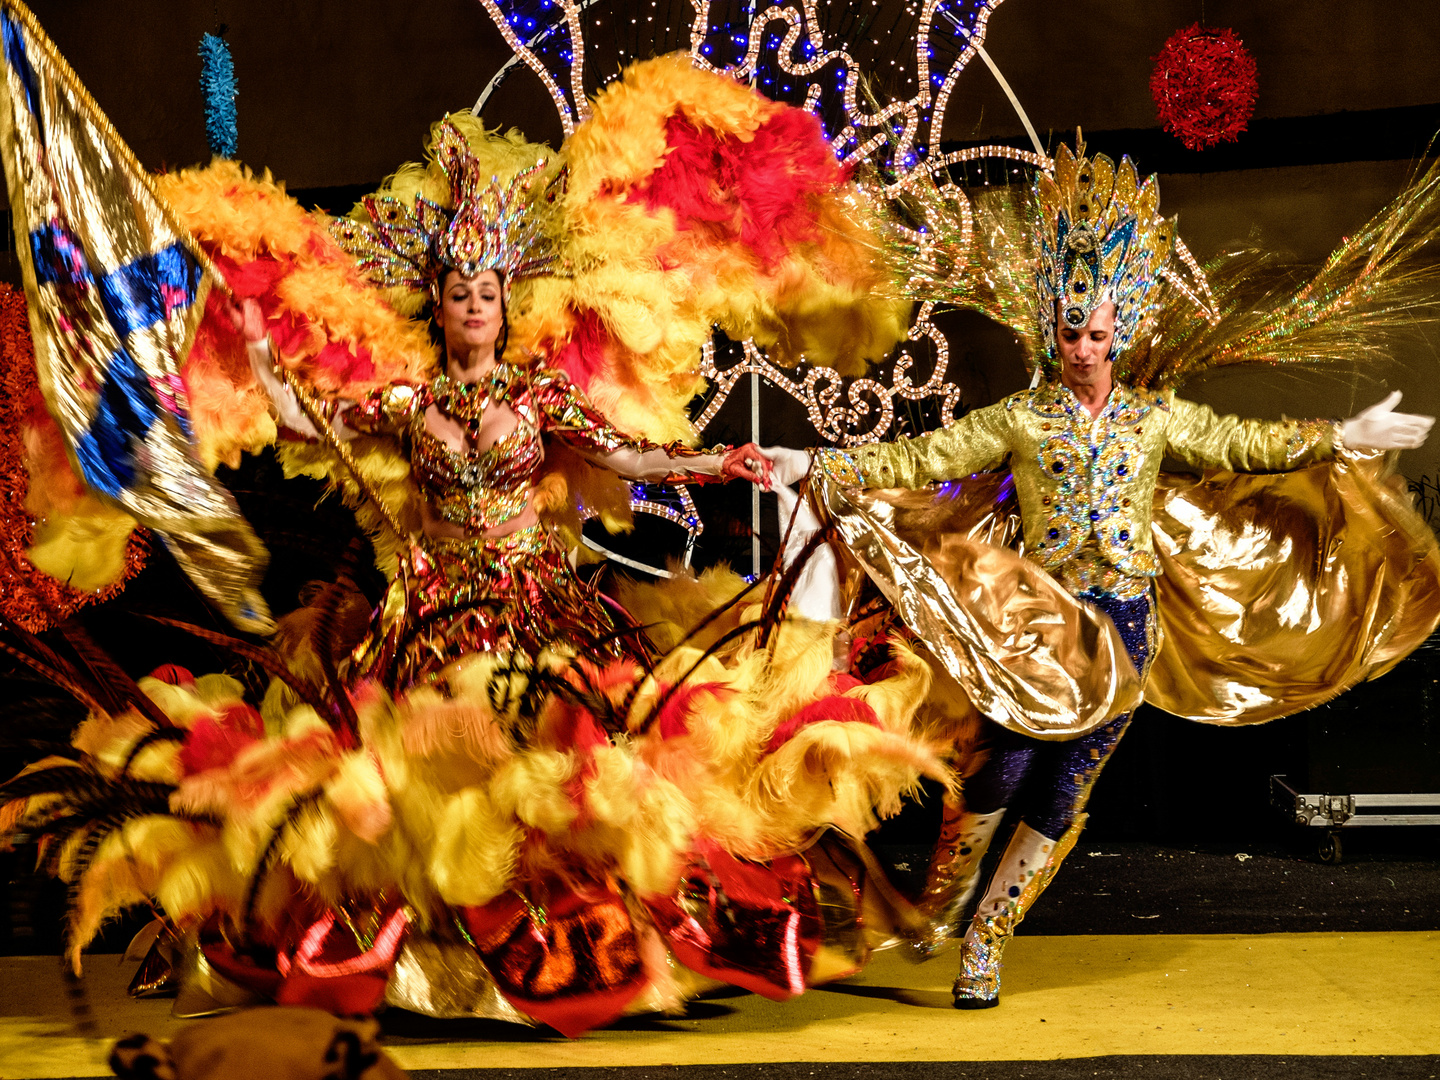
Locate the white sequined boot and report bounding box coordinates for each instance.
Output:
[952,818,1081,1009]
[909,803,1006,959]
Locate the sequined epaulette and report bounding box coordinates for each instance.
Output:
[1024,383,1072,419]
[1106,386,1154,426]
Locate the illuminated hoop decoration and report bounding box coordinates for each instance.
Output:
[472,0,1040,174]
[579,483,704,578]
[468,0,1215,576]
[693,323,966,448]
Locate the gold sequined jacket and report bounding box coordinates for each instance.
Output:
[817,381,1339,595]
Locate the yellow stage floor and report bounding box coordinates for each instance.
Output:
[1,932,1436,1077]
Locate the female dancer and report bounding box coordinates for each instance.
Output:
[2,84,944,1034]
[231,258,771,691]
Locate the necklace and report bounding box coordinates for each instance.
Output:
[432,364,520,439]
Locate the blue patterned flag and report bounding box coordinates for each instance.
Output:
[0,0,272,632]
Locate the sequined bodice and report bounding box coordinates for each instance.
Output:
[410,420,541,532]
[409,370,544,534]
[339,361,693,538]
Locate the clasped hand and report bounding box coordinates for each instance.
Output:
[220,294,268,344]
[720,445,812,488]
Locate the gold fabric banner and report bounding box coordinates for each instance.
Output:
[0,1,271,632]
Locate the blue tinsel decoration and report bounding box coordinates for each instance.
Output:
[198,32,238,159]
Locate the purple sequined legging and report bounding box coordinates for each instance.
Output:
[960,590,1155,839]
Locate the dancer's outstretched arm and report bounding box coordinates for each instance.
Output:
[224,295,354,441]
[587,443,775,486]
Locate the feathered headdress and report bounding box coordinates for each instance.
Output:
[1034,139,1175,360]
[331,119,561,299]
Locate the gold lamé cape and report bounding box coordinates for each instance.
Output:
[812,450,1440,734]
[1149,450,1440,722]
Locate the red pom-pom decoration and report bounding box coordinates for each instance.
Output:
[1150,24,1258,152]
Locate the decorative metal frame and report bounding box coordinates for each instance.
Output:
[467,0,1211,577]
[694,301,970,449]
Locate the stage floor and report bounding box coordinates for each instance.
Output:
[2,931,1437,1078]
[2,841,1438,1079]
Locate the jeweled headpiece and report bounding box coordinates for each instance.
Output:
[1034,140,1174,361]
[331,120,560,300]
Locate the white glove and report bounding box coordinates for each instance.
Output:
[1341,391,1434,451]
[772,482,842,621]
[763,446,814,488]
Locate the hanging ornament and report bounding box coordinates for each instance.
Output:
[1149,23,1258,152]
[198,28,239,159]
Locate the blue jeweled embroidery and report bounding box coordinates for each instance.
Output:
[1029,385,1152,570]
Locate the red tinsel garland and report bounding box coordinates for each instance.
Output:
[0,282,148,633]
[1150,23,1258,152]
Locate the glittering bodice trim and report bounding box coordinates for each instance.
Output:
[340,362,704,536]
[401,367,545,534]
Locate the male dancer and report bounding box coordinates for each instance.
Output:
[767,142,1432,1007]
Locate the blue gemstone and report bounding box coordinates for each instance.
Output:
[1048,528,1059,539]
[1089,510,1100,522]
[1117,464,1127,475]
[1119,529,1130,541]
[1052,462,1064,473]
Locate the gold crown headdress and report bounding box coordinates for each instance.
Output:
[331,120,561,300]
[1034,140,1174,361]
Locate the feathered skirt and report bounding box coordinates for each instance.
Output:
[9,540,953,1034]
